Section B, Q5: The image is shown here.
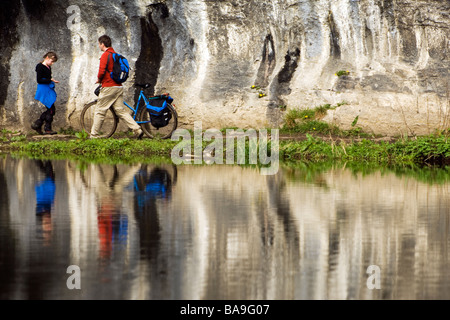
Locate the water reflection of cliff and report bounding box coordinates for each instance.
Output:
[0,157,449,299]
[0,158,72,299]
[0,160,14,299]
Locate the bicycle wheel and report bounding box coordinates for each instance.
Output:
[139,103,178,139]
[80,100,118,138]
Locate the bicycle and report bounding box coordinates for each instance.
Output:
[80,83,178,139]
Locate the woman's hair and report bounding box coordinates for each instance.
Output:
[43,52,58,62]
[98,35,112,48]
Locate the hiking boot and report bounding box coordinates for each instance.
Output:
[44,130,58,135]
[134,129,144,140]
[31,122,43,135]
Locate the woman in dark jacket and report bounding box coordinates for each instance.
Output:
[32,52,59,135]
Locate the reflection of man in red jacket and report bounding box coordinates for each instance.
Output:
[97,194,129,263]
[97,198,114,260]
[90,34,143,139]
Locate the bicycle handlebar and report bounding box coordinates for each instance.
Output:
[135,83,151,89]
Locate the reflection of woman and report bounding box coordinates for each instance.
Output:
[32,52,59,135]
[35,160,55,245]
[35,160,56,216]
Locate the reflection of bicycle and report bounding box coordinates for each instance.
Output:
[80,83,178,139]
[132,165,177,216]
[134,164,177,200]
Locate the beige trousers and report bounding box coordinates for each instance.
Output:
[90,86,141,137]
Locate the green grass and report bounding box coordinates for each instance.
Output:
[279,134,450,165]
[335,70,350,77]
[281,103,373,138]
[2,125,450,167]
[58,126,78,135]
[8,137,179,164]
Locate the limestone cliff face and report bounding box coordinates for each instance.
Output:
[0,0,449,135]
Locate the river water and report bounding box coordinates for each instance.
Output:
[0,156,449,300]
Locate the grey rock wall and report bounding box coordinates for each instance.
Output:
[0,0,449,136]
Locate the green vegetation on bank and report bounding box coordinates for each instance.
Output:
[281,102,369,138]
[4,136,178,164]
[1,131,449,167]
[280,133,450,165]
[278,103,449,165]
[1,99,449,167]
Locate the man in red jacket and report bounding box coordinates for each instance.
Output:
[90,35,143,139]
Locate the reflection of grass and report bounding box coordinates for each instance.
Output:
[13,151,174,167]
[282,160,450,186]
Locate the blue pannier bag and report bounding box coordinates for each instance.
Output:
[146,95,173,128]
[107,52,130,83]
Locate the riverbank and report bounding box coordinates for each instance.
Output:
[1,129,449,166]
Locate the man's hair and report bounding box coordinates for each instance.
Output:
[98,35,112,48]
[43,51,58,62]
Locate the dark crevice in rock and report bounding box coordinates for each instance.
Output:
[256,34,276,88]
[267,47,300,117]
[0,0,21,108]
[278,48,300,84]
[134,7,165,101]
[328,12,341,59]
[149,3,169,19]
[274,47,300,96]
[21,0,53,18]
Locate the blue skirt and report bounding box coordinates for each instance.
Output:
[35,82,57,108]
